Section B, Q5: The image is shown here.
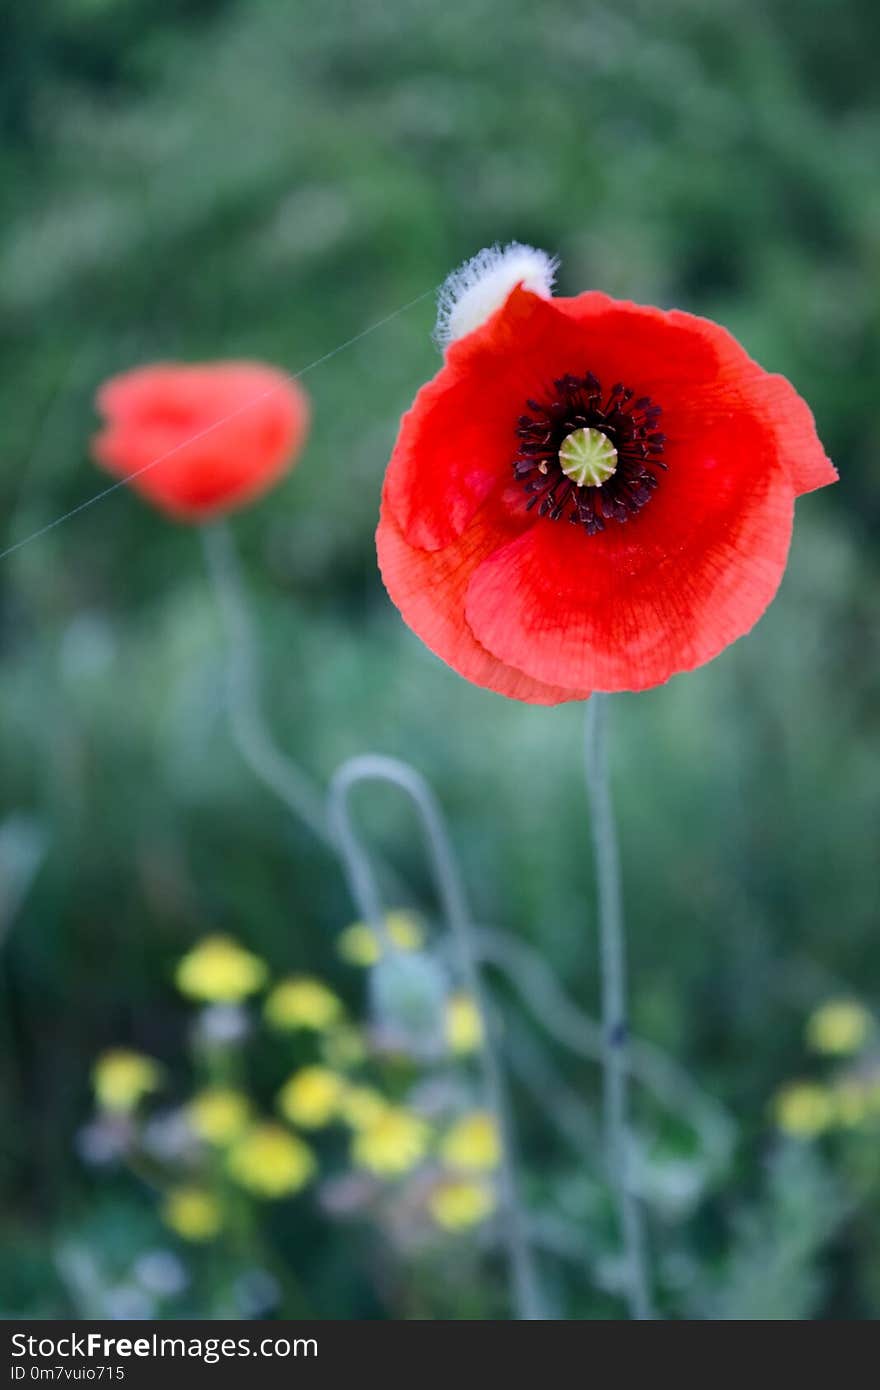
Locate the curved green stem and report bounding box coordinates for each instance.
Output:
[200,523,410,906]
[200,521,329,845]
[328,753,545,1322]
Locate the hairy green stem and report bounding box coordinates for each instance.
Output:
[200,522,330,844]
[200,522,410,907]
[472,925,732,1170]
[584,696,654,1321]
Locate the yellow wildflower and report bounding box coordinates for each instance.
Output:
[227,1123,315,1198]
[337,910,425,967]
[445,992,484,1055]
[175,935,267,1003]
[440,1111,501,1172]
[321,1025,367,1070]
[428,1179,497,1231]
[188,1087,250,1146]
[264,976,343,1032]
[337,923,380,968]
[161,1186,222,1242]
[773,1081,832,1138]
[277,1067,345,1129]
[806,999,872,1057]
[338,1085,387,1131]
[92,1049,160,1113]
[351,1106,429,1176]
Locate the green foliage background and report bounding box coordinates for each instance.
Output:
[0,0,878,1318]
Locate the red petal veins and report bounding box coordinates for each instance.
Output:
[376,492,591,705]
[464,413,795,691]
[739,370,837,496]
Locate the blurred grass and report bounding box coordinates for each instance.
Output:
[0,0,878,1318]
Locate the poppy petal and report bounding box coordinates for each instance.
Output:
[741,371,837,496]
[464,417,795,692]
[93,362,309,521]
[553,295,836,496]
[377,496,591,705]
[384,288,594,553]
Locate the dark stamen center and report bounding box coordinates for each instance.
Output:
[513,372,666,534]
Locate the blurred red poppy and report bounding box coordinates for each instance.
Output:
[377,284,837,704]
[93,362,309,521]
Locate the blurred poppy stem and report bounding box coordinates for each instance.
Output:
[328,754,545,1321]
[200,521,329,844]
[473,925,733,1171]
[584,696,654,1320]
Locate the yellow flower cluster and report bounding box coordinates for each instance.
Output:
[92,1049,161,1113]
[264,977,343,1032]
[274,1063,430,1176]
[445,992,483,1055]
[774,1076,880,1137]
[774,1082,832,1138]
[351,1106,431,1176]
[773,997,878,1140]
[337,910,424,967]
[227,1123,315,1198]
[805,998,872,1056]
[428,1179,497,1231]
[440,1111,501,1173]
[188,1087,250,1146]
[278,1067,346,1129]
[95,921,503,1251]
[161,1186,223,1242]
[175,936,267,1003]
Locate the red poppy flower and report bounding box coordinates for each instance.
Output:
[377,247,836,704]
[93,361,309,522]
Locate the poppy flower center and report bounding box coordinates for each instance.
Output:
[514,372,667,535]
[558,427,618,487]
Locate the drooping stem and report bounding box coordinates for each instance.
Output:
[328,754,544,1322]
[201,523,414,915]
[584,696,654,1321]
[200,522,329,845]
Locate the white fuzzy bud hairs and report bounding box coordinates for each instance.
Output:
[433,242,559,349]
